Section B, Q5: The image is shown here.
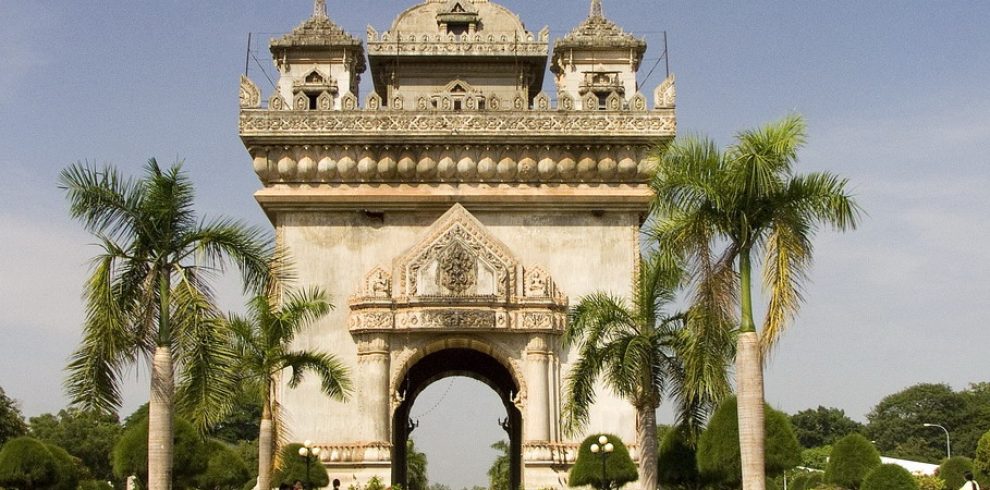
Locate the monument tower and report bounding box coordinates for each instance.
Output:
[238,1,676,489]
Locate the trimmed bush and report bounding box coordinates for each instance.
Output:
[824,434,880,489]
[44,444,81,490]
[977,431,990,478]
[273,443,330,489]
[568,434,638,489]
[657,425,701,489]
[862,464,919,490]
[197,440,251,490]
[937,456,973,490]
[696,396,802,487]
[0,437,58,490]
[112,416,207,489]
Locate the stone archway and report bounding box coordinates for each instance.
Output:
[348,204,569,488]
[390,347,523,490]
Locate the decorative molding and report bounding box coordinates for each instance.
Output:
[239,75,261,109]
[654,74,676,109]
[314,442,392,463]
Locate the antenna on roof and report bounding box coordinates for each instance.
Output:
[314,0,328,19]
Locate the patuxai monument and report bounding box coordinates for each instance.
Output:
[237,0,676,488]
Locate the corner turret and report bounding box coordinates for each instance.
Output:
[269,0,366,110]
[551,0,647,109]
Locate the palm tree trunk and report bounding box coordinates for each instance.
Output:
[737,252,766,490]
[148,346,175,490]
[258,396,275,490]
[636,407,659,490]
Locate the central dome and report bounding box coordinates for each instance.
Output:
[389,0,530,36]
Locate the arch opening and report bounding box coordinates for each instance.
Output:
[393,348,522,490]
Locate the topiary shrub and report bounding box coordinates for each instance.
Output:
[862,464,919,490]
[568,434,638,489]
[0,437,58,490]
[789,472,811,490]
[272,443,329,489]
[696,396,802,487]
[937,456,973,490]
[657,425,701,490]
[977,431,990,478]
[197,440,250,490]
[804,473,824,490]
[112,416,207,489]
[824,433,880,489]
[44,444,81,490]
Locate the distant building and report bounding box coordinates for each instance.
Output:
[880,456,939,476]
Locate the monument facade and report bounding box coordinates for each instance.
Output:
[239,1,676,489]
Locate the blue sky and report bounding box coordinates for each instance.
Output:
[1,1,989,488]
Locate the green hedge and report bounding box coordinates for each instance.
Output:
[0,437,59,490]
[657,425,701,489]
[273,443,329,489]
[696,396,801,486]
[568,434,638,489]
[861,464,919,490]
[824,434,880,490]
[937,457,973,490]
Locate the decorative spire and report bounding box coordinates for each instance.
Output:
[590,0,604,18]
[314,0,327,19]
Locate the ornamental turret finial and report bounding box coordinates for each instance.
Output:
[314,0,328,19]
[590,0,604,18]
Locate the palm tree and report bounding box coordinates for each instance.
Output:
[650,114,860,490]
[562,253,734,490]
[228,284,351,490]
[60,159,270,490]
[487,440,510,490]
[406,439,428,490]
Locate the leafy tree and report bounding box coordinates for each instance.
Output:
[487,440,509,490]
[227,282,351,490]
[197,440,251,490]
[914,474,945,490]
[651,114,860,490]
[0,437,58,490]
[208,391,262,444]
[563,253,734,490]
[976,430,990,479]
[29,408,122,481]
[866,384,966,463]
[800,445,832,471]
[406,440,428,490]
[60,159,270,490]
[568,434,638,490]
[112,416,208,489]
[937,456,973,490]
[272,443,329,489]
[696,396,801,486]
[791,406,865,448]
[657,425,703,490]
[824,433,881,490]
[861,464,919,490]
[0,387,27,447]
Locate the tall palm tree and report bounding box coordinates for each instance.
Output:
[650,114,860,490]
[227,285,351,490]
[60,159,270,490]
[562,253,734,490]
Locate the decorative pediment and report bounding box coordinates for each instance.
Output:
[654,74,676,109]
[605,91,624,111]
[348,204,567,335]
[395,203,516,298]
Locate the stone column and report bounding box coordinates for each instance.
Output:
[525,335,551,442]
[358,334,391,443]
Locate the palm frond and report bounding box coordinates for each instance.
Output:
[181,217,273,295]
[58,162,146,241]
[561,343,604,435]
[759,215,812,358]
[280,351,352,401]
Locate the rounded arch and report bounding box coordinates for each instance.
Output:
[392,344,523,490]
[390,335,527,404]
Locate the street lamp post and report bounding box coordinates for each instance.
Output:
[299,440,323,490]
[589,435,615,490]
[923,423,951,459]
